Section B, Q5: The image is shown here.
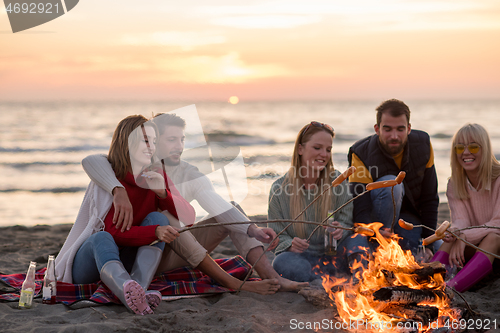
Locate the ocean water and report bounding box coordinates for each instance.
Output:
[1,100,499,227]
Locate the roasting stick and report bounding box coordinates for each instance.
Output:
[446,286,480,317]
[390,172,406,233]
[149,219,365,246]
[305,171,406,242]
[398,219,500,260]
[456,225,500,232]
[235,167,356,293]
[151,217,377,245]
[178,220,359,233]
[150,174,355,246]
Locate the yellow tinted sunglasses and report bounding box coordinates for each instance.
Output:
[454,143,481,154]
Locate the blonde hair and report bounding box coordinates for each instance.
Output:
[285,123,335,237]
[450,123,500,199]
[108,115,152,179]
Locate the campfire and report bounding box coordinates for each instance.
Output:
[319,222,461,332]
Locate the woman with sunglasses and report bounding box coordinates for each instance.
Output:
[268,122,367,282]
[431,123,500,292]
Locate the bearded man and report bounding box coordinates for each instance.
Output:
[348,99,439,256]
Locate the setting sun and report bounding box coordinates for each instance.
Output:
[228,96,239,104]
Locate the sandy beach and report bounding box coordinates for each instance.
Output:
[1,204,499,333]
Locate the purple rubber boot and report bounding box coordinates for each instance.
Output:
[430,251,449,266]
[447,252,493,292]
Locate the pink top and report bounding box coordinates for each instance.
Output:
[446,176,500,244]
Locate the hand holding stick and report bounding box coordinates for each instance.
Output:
[398,219,500,260]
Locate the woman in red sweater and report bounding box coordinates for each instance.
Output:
[431,123,500,292]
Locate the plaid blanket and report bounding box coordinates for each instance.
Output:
[0,256,253,305]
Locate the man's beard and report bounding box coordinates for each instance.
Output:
[381,140,405,156]
[162,156,181,166]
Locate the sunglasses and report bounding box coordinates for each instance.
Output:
[454,143,481,154]
[303,121,334,136]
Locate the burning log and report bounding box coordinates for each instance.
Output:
[412,261,446,277]
[319,222,462,329]
[373,286,448,305]
[382,262,446,286]
[381,304,439,325]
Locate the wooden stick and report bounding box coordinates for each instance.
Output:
[305,191,370,242]
[305,173,400,241]
[390,171,405,233]
[457,225,500,232]
[446,229,500,260]
[405,223,500,260]
[390,186,396,233]
[179,219,356,233]
[446,286,480,317]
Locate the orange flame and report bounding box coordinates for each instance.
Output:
[321,222,459,332]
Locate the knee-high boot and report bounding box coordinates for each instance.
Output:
[447,252,493,292]
[430,251,449,266]
[130,246,163,310]
[100,260,153,315]
[430,250,458,281]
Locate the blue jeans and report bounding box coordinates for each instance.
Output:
[272,234,370,282]
[370,174,404,230]
[72,212,169,284]
[370,175,418,251]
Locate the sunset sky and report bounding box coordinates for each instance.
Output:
[1,0,500,101]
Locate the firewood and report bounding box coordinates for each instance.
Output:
[412,262,447,284]
[381,304,439,324]
[373,286,448,304]
[381,262,446,286]
[413,261,446,277]
[383,262,445,278]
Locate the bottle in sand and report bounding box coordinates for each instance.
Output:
[324,210,337,256]
[414,239,426,263]
[19,261,37,309]
[42,255,57,304]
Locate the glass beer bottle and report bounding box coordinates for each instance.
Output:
[19,261,37,309]
[42,255,57,304]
